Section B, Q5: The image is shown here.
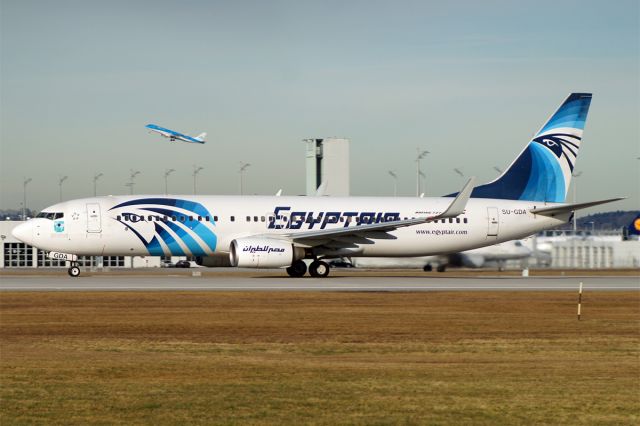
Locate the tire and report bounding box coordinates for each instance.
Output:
[436,265,447,273]
[309,260,330,278]
[423,264,433,272]
[68,266,81,277]
[286,260,307,277]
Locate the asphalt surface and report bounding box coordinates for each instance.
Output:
[1,273,638,291]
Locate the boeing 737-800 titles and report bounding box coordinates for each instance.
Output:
[13,94,622,277]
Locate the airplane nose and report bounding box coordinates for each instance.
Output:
[12,221,34,245]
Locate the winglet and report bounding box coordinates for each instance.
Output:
[431,177,475,220]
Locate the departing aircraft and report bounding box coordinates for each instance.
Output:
[145,124,206,144]
[14,93,623,277]
[352,239,532,272]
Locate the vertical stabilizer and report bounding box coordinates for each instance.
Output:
[463,93,592,202]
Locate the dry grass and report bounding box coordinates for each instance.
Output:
[1,291,639,424]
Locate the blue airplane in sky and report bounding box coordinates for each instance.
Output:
[145,124,206,144]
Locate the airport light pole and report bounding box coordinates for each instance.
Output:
[58,175,68,202]
[93,173,103,196]
[387,171,398,196]
[22,177,32,220]
[193,165,204,195]
[419,170,426,196]
[128,170,140,195]
[415,149,429,196]
[164,168,175,195]
[239,162,250,195]
[572,171,582,232]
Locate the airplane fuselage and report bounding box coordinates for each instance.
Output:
[19,195,569,259]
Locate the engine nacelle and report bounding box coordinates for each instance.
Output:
[230,238,304,268]
[195,253,233,267]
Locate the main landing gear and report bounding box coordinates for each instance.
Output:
[286,259,330,278]
[67,262,81,277]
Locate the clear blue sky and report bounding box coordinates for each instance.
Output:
[1,0,638,211]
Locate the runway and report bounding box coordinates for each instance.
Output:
[1,273,638,291]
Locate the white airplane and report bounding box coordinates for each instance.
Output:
[13,93,623,277]
[351,239,532,272]
[145,124,206,144]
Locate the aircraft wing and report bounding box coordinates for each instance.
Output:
[269,177,475,246]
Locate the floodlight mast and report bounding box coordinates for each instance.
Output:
[415,149,429,196]
[239,162,251,195]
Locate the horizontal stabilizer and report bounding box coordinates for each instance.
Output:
[530,197,625,216]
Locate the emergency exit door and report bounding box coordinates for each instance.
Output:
[86,203,102,233]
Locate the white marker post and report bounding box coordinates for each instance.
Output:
[577,282,583,321]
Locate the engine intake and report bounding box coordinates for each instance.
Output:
[230,238,304,268]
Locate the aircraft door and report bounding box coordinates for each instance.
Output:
[487,207,499,237]
[86,203,102,233]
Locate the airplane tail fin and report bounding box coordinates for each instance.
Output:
[465,93,592,202]
[195,132,207,141]
[627,214,640,237]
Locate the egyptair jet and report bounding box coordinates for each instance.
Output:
[14,94,624,277]
[145,124,206,144]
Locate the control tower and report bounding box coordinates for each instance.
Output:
[304,138,350,196]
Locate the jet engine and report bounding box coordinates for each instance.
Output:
[230,238,305,268]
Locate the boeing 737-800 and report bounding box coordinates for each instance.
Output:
[13,93,622,277]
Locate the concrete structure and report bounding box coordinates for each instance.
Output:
[304,138,350,196]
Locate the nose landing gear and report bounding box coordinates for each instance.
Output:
[67,262,81,277]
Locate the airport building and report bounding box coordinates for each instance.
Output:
[304,138,350,196]
[551,239,640,268]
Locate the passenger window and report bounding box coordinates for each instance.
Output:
[212,216,217,222]
[148,215,153,221]
[449,218,453,223]
[180,216,185,222]
[231,216,235,222]
[172,216,177,221]
[116,215,121,221]
[253,216,258,222]
[197,216,202,221]
[463,218,468,223]
[246,216,250,222]
[261,216,265,222]
[456,218,460,223]
[189,216,193,222]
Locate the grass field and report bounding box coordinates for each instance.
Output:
[1,291,639,424]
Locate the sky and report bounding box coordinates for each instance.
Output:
[1,0,638,212]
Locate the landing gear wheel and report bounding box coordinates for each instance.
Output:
[286,260,307,278]
[436,265,447,273]
[68,266,81,277]
[309,260,330,278]
[423,264,433,272]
